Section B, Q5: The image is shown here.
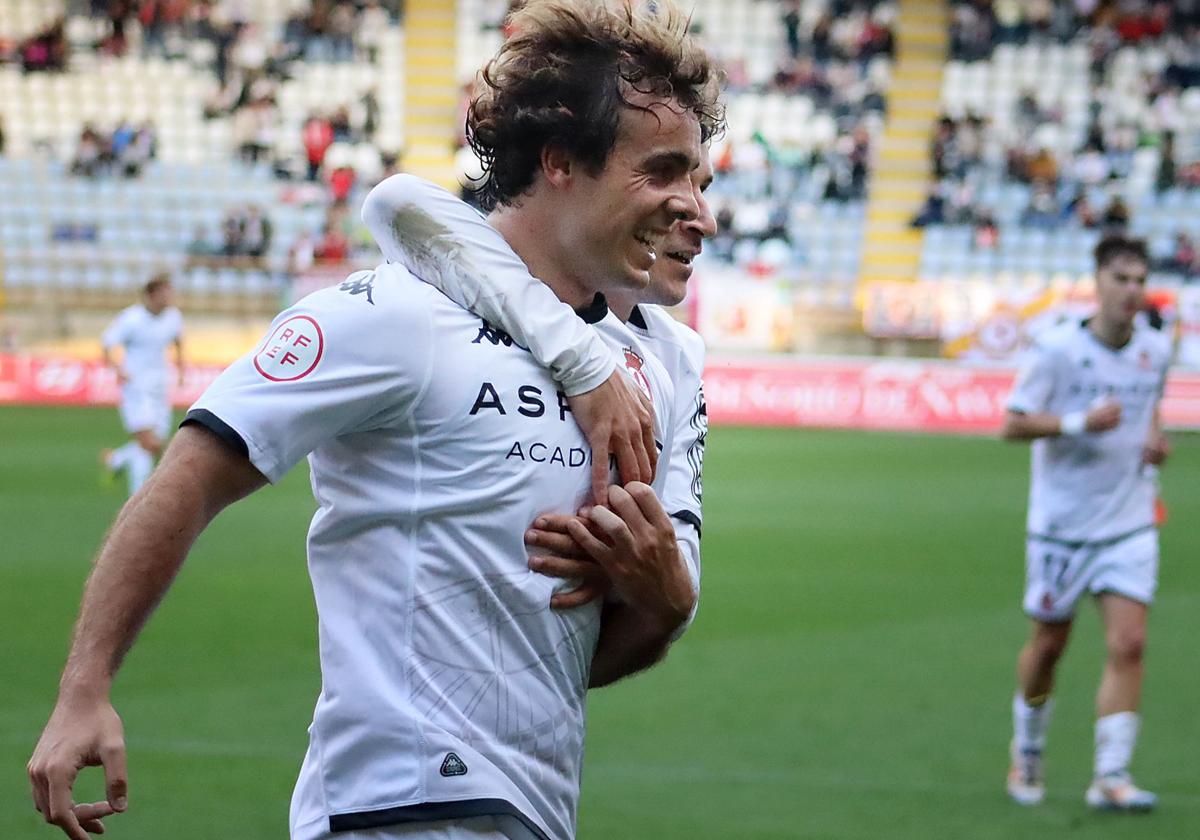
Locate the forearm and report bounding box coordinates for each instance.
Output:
[362,174,614,395]
[58,429,261,698]
[588,601,679,688]
[1001,411,1069,441]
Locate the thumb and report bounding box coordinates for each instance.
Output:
[100,742,128,812]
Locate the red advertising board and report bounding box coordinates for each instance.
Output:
[3,353,1200,433]
[705,357,1200,433]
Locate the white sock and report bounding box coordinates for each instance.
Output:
[127,446,154,495]
[107,441,140,471]
[1095,711,1140,778]
[1013,693,1054,754]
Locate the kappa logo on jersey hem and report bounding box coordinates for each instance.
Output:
[439,752,468,777]
[254,315,324,382]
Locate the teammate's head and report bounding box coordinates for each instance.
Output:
[641,143,716,307]
[143,274,173,314]
[1093,234,1149,329]
[468,0,724,296]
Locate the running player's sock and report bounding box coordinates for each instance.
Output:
[127,447,154,494]
[1013,693,1053,753]
[1095,711,1139,777]
[107,442,139,471]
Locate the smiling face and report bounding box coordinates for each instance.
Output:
[641,144,716,307]
[556,93,702,296]
[1094,252,1148,331]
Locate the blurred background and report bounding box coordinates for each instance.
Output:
[2,2,1200,839]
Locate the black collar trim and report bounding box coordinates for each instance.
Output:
[629,305,648,329]
[576,293,609,324]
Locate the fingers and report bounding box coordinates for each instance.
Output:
[638,394,657,481]
[528,554,606,583]
[584,503,637,558]
[566,517,615,562]
[525,525,587,560]
[589,434,610,508]
[75,801,115,834]
[550,582,609,610]
[621,482,674,531]
[100,740,128,813]
[610,434,640,496]
[46,765,89,840]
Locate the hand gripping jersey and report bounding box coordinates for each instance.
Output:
[1007,320,1171,543]
[101,304,183,388]
[186,265,673,840]
[362,174,706,628]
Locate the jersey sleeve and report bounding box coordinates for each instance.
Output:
[184,266,433,483]
[361,173,616,396]
[667,516,701,643]
[1006,341,1058,414]
[101,309,132,350]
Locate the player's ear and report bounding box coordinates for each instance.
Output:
[540,143,574,190]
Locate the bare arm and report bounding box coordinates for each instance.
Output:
[28,425,266,840]
[1001,402,1122,441]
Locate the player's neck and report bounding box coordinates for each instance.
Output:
[487,209,596,310]
[1088,314,1133,350]
[606,292,636,323]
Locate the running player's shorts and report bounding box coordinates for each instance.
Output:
[119,384,170,438]
[294,815,539,840]
[1023,527,1159,622]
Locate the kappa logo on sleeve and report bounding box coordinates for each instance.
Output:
[254,315,325,381]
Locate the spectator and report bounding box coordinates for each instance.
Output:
[241,204,272,259]
[1021,183,1060,227]
[1100,194,1131,232]
[221,206,246,256]
[911,188,947,228]
[314,222,349,263]
[302,112,334,181]
[359,0,389,62]
[1157,131,1178,192]
[21,16,68,72]
[1026,148,1059,185]
[973,210,999,250]
[71,125,107,178]
[782,1,801,60]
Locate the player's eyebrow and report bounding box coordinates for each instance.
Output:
[641,150,698,175]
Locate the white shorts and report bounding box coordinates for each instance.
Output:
[119,384,170,438]
[295,815,529,840]
[1023,528,1159,622]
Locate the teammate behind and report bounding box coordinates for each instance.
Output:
[100,274,184,496]
[360,147,716,628]
[1002,234,1171,811]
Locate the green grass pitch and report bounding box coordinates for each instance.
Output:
[3,405,1198,839]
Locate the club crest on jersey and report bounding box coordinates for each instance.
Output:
[623,347,652,402]
[254,315,324,382]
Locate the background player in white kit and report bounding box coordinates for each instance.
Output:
[99,274,184,496]
[359,146,717,630]
[27,3,721,839]
[1002,235,1172,811]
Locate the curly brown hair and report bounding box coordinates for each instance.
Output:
[466,0,725,210]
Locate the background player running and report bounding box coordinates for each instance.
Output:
[99,274,184,496]
[1002,234,1171,812]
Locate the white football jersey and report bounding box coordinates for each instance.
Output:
[186,264,673,840]
[362,174,706,620]
[629,304,706,629]
[1007,320,1171,543]
[101,304,182,387]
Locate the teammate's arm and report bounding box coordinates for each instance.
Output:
[1143,405,1170,465]
[100,321,128,386]
[361,173,656,503]
[28,425,266,840]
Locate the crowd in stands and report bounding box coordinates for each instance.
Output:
[187,204,273,260]
[69,120,157,177]
[700,0,895,270]
[922,2,1200,279]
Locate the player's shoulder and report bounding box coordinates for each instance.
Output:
[633,305,706,367]
[1133,322,1173,360]
[1028,319,1084,357]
